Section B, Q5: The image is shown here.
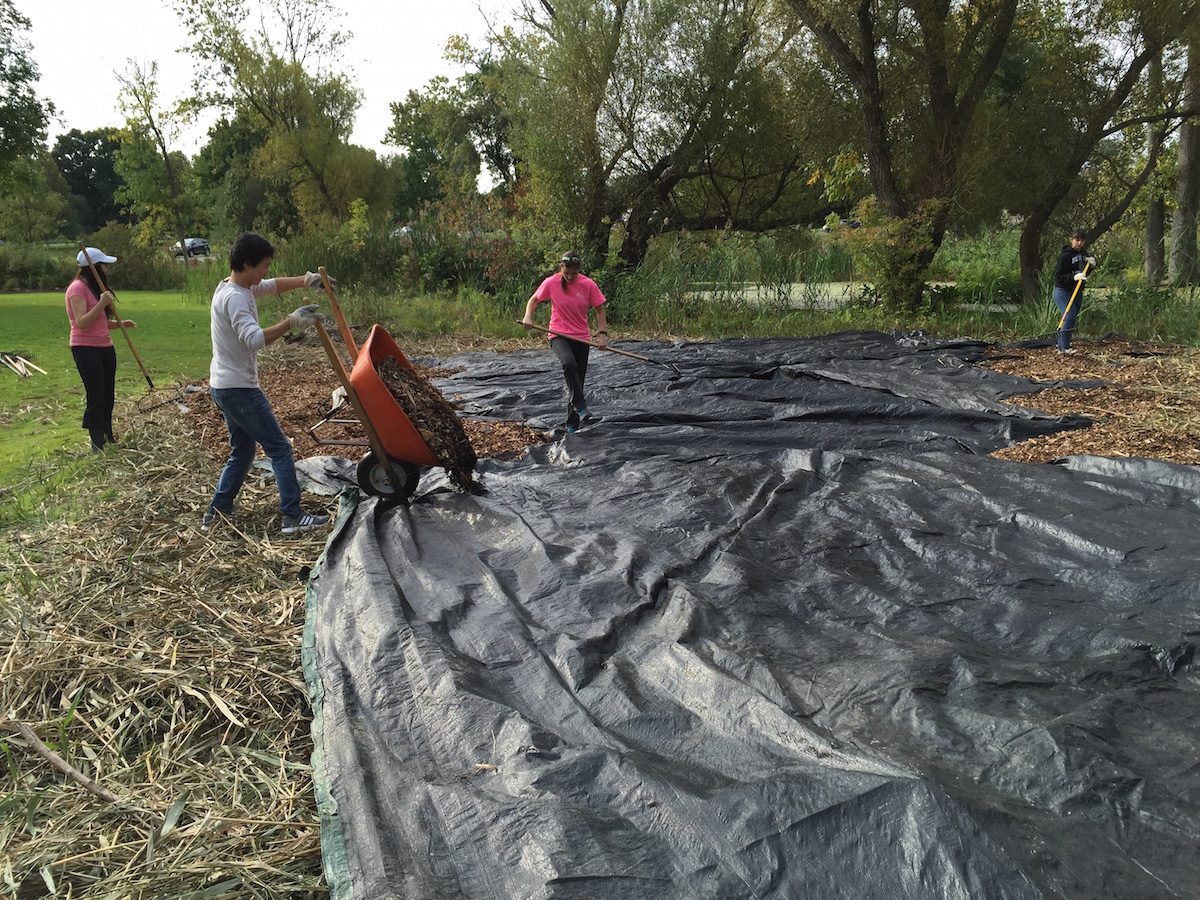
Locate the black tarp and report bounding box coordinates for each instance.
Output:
[301,332,1200,899]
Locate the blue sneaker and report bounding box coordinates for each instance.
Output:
[566,424,577,434]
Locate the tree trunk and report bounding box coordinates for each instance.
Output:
[1147,53,1166,283]
[1147,198,1166,282]
[1019,222,1048,301]
[1171,41,1200,286]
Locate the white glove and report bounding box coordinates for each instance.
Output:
[1073,272,1087,281]
[289,304,326,331]
[305,271,336,293]
[1086,256,1096,266]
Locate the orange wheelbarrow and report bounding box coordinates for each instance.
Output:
[308,271,438,500]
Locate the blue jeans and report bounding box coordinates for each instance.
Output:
[1053,285,1079,351]
[208,387,301,518]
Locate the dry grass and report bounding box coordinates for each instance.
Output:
[7,334,1199,898]
[2,408,331,899]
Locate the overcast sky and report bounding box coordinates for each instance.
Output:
[22,0,507,157]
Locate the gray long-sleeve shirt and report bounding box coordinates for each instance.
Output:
[209,277,279,389]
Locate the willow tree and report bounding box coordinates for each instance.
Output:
[114,61,198,255]
[500,0,836,268]
[783,0,1019,311]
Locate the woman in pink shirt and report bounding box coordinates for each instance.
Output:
[65,247,136,452]
[522,250,609,433]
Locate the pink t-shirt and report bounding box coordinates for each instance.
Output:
[534,273,606,342]
[65,279,114,348]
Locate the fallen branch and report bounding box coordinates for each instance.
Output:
[16,721,122,804]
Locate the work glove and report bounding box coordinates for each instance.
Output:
[1086,256,1097,266]
[289,304,326,331]
[1073,272,1087,281]
[305,271,337,293]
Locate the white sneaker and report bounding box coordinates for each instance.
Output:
[281,510,331,534]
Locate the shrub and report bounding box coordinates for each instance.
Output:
[0,243,73,292]
[85,224,186,291]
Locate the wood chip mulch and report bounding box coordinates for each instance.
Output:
[978,339,1200,465]
[182,336,1200,472]
[184,346,547,479]
[375,355,477,490]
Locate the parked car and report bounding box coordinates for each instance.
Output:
[171,237,211,258]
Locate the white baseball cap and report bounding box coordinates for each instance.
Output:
[77,247,117,266]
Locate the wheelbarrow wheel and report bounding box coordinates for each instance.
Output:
[357,452,420,499]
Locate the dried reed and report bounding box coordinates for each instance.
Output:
[2,402,334,898]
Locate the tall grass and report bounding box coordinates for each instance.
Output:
[170,223,1200,349]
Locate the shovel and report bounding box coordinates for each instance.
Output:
[524,323,681,379]
[78,245,154,390]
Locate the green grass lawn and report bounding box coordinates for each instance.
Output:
[0,290,214,490]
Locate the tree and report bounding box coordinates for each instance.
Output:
[1171,38,1200,285]
[1005,3,1192,298]
[499,0,835,268]
[0,0,53,173]
[386,48,516,217]
[0,156,67,242]
[783,0,1019,311]
[194,114,299,234]
[180,0,379,227]
[114,60,201,253]
[53,128,128,232]
[1146,53,1167,283]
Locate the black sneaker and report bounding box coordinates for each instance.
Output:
[281,510,331,534]
[201,510,218,532]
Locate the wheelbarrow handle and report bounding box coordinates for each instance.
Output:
[318,266,357,359]
[523,323,681,379]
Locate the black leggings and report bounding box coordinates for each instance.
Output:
[549,336,590,425]
[71,344,117,446]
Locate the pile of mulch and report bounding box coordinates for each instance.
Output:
[375,355,476,490]
[977,338,1200,465]
[184,346,546,483]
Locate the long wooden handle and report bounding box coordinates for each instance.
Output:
[524,322,645,361]
[1058,260,1091,329]
[78,244,154,390]
[524,322,682,378]
[318,266,357,359]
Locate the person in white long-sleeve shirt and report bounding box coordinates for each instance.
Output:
[203,231,332,534]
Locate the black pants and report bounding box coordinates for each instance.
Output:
[550,336,590,426]
[71,344,117,448]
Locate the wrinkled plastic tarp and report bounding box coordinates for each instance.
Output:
[302,332,1200,899]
